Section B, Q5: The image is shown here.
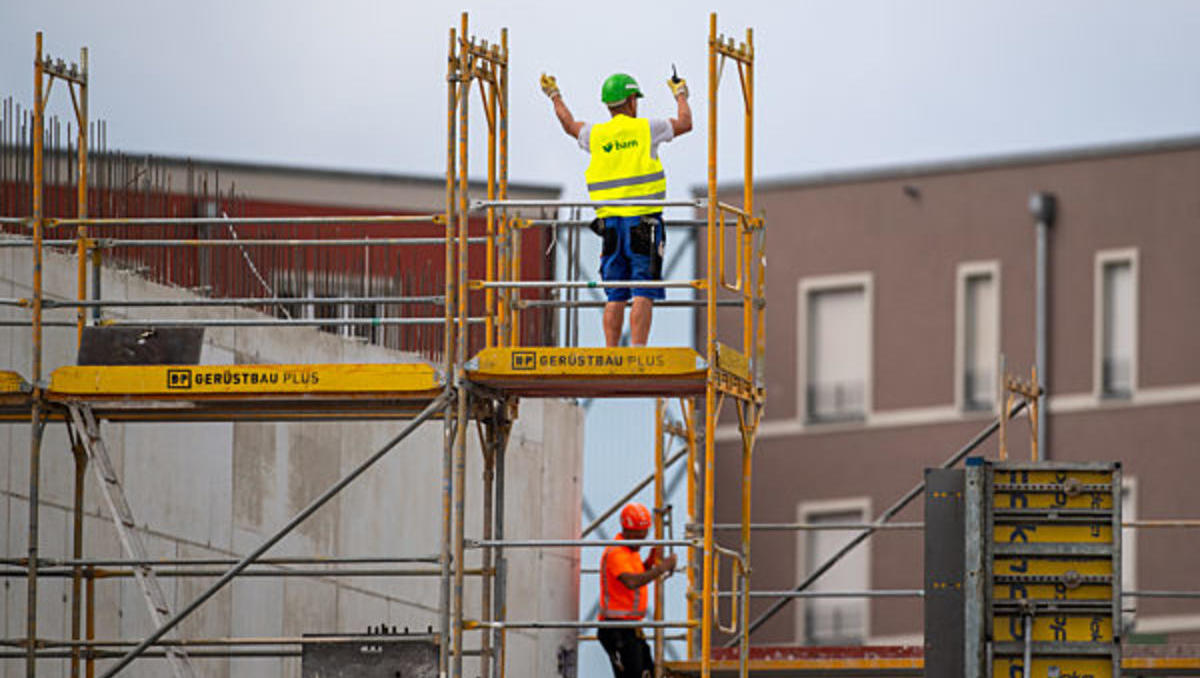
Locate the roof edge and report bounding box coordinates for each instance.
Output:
[99,149,563,196]
[690,133,1200,195]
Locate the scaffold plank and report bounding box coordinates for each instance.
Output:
[465,347,707,397]
[48,363,443,397]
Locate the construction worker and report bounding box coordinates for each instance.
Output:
[597,501,677,678]
[541,70,693,347]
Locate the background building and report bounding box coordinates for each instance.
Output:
[707,136,1200,646]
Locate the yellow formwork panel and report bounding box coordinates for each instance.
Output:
[994,470,1114,485]
[994,614,1113,643]
[994,657,1111,678]
[467,347,705,377]
[992,583,1111,600]
[994,558,1112,577]
[49,363,442,396]
[0,371,26,393]
[993,492,1113,510]
[994,524,1112,544]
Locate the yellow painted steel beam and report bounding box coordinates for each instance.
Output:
[48,364,442,397]
[995,657,1111,678]
[994,524,1113,544]
[993,614,1113,643]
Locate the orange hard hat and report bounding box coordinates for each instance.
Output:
[620,502,653,531]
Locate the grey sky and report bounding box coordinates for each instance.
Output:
[7,1,1200,196]
[6,2,1200,674]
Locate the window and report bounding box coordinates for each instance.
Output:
[801,275,871,423]
[796,500,870,645]
[1095,250,1137,398]
[956,262,1000,412]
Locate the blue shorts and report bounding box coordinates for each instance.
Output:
[598,214,666,303]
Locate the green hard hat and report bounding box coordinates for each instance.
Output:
[601,73,644,106]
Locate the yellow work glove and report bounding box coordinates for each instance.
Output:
[668,76,688,99]
[540,73,560,100]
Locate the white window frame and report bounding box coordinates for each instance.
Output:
[794,497,872,645]
[954,261,1001,414]
[797,273,874,424]
[1093,248,1139,400]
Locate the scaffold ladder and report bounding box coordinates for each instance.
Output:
[66,403,196,678]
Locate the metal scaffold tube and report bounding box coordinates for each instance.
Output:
[98,391,451,678]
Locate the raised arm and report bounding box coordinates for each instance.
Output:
[667,76,692,136]
[541,73,585,138]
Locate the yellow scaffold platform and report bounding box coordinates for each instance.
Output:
[0,370,30,417]
[463,343,760,400]
[465,346,709,398]
[42,363,445,421]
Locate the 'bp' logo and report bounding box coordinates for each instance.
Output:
[167,369,192,389]
[602,138,638,153]
[511,351,536,370]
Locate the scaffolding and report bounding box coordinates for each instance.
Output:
[7,13,1200,678]
[1,12,765,678]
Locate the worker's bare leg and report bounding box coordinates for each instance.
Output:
[630,296,653,347]
[604,301,627,347]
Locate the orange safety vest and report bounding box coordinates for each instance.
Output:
[599,535,648,620]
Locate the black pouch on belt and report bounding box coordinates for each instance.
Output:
[631,216,656,255]
[600,218,618,256]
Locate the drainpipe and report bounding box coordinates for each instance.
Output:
[1028,192,1056,459]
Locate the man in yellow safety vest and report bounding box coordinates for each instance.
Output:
[540,70,692,347]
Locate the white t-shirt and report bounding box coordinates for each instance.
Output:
[577,119,675,159]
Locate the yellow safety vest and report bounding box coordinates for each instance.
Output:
[585,115,666,218]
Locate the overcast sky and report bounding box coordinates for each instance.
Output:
[6,1,1200,198]
[6,3,1200,673]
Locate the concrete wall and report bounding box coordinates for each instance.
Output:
[0,240,584,677]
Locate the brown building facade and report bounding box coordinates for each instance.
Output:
[707,137,1200,646]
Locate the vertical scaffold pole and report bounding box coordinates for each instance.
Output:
[495,29,510,675]
[440,23,459,678]
[654,398,666,678]
[485,43,497,348]
[70,437,87,678]
[683,397,698,658]
[493,434,508,678]
[452,12,472,678]
[700,12,719,678]
[739,29,755,678]
[75,47,89,345]
[480,421,496,678]
[499,28,510,348]
[27,30,46,678]
[70,46,90,678]
[738,403,753,678]
[741,31,754,366]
